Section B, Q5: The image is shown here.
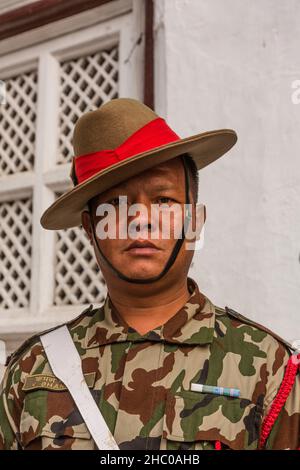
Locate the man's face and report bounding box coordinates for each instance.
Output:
[82,157,203,283]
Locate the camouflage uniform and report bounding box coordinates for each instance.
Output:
[0,277,299,450]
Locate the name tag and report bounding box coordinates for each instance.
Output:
[23,372,96,392]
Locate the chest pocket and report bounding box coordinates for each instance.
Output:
[20,390,94,450]
[160,390,263,450]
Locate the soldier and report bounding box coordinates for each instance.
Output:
[0,98,299,450]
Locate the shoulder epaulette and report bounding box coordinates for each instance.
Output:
[5,304,94,368]
[217,305,296,353]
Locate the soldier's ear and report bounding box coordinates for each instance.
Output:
[194,203,206,239]
[81,208,93,245]
[185,203,206,251]
[193,203,206,251]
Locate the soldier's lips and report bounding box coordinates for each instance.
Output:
[125,247,161,255]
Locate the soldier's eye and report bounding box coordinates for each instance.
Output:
[156,197,176,205]
[108,197,120,206]
[107,197,127,206]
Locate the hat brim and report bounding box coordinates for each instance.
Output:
[40,129,237,230]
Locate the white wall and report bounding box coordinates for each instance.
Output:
[154,0,300,342]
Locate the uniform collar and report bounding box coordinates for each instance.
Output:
[84,277,215,348]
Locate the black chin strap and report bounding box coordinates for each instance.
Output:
[89,156,192,284]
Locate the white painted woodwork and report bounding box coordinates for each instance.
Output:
[0,0,145,365]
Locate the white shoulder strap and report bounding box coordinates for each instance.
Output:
[40,325,119,450]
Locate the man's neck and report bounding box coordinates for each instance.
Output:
[107,278,191,335]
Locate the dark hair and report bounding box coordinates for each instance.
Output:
[180,152,199,204]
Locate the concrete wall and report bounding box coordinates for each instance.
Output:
[154,0,300,342]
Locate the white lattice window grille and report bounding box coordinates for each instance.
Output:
[54,193,106,306]
[0,69,37,176]
[0,198,33,309]
[0,0,144,352]
[58,46,119,165]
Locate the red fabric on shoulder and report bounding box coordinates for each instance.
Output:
[259,352,300,449]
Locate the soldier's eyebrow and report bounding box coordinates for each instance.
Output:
[148,183,177,192]
[106,181,177,195]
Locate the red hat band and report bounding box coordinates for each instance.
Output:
[73,117,181,184]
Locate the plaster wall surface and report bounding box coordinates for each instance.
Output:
[154,0,300,342]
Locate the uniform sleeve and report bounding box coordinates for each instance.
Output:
[0,364,20,450]
[263,350,300,450]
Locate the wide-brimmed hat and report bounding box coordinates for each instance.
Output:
[40,98,237,230]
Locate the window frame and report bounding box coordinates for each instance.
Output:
[0,0,145,349]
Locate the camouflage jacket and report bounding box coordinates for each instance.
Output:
[0,277,299,450]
